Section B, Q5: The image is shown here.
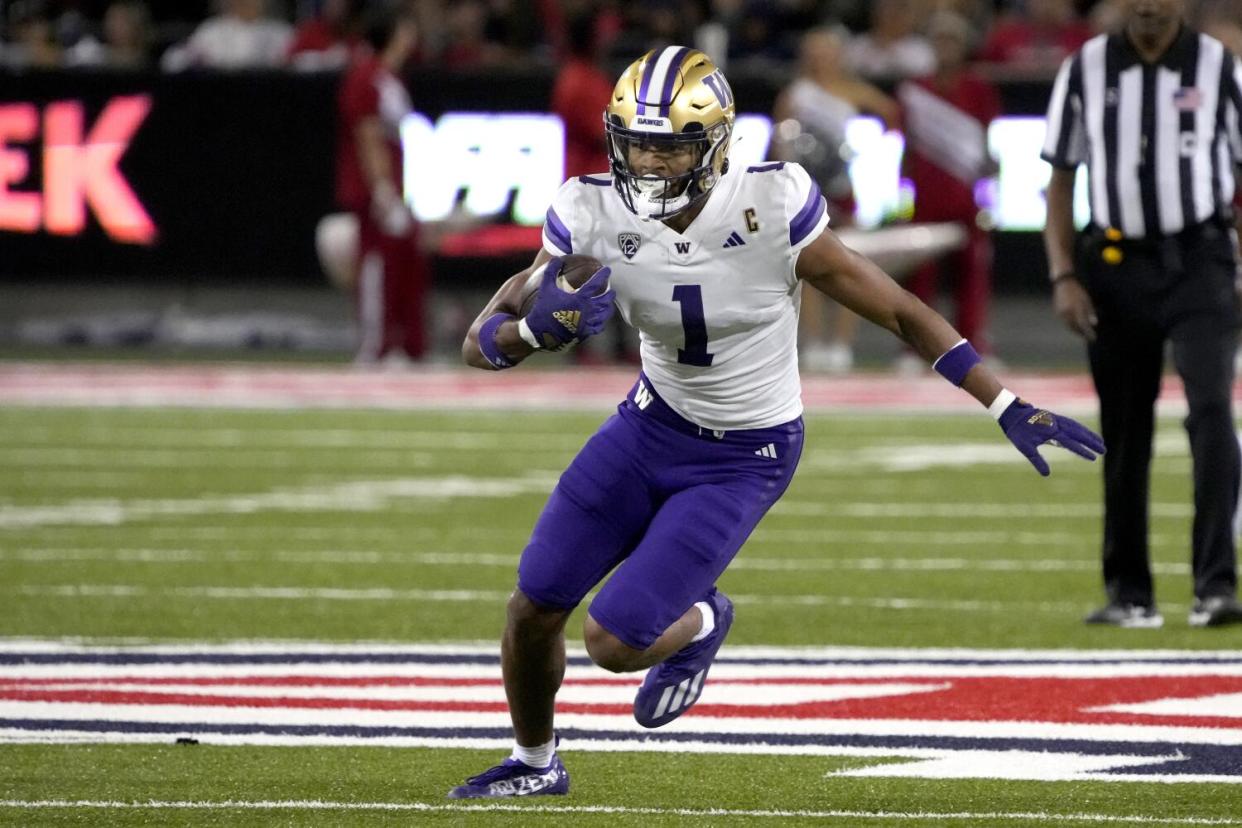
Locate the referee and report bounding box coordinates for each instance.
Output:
[1042,0,1242,628]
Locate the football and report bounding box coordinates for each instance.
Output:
[516,254,608,319]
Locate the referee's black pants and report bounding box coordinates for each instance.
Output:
[1078,222,1240,607]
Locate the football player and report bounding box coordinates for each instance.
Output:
[449,46,1104,799]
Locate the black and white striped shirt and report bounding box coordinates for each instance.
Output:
[1042,26,1242,238]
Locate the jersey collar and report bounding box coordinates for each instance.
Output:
[640,166,741,243]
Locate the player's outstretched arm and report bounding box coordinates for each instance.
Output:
[795,228,1104,475]
[462,249,554,370]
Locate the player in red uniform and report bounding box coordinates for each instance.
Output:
[336,7,428,365]
[898,12,1002,363]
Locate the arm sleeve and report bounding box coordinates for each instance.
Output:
[541,179,581,257]
[781,162,830,257]
[1040,53,1086,170]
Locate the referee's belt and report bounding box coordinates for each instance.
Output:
[1084,218,1228,249]
[1084,219,1229,269]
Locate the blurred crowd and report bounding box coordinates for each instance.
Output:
[5,0,1242,79]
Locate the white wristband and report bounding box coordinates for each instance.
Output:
[988,388,1017,421]
[517,317,541,349]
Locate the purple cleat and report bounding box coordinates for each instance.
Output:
[447,755,569,799]
[633,589,734,728]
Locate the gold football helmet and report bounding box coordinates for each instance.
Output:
[604,46,736,219]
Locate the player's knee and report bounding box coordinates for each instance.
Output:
[583,615,642,673]
[506,589,570,641]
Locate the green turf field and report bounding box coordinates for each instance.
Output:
[1,403,1240,826]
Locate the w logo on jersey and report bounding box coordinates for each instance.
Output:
[674,242,692,255]
[633,381,653,410]
[618,232,641,260]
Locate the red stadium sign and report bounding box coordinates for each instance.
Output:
[0,95,155,244]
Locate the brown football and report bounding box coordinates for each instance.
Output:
[517,254,607,319]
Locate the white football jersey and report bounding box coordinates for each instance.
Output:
[541,161,829,431]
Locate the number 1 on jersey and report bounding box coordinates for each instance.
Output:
[672,284,714,367]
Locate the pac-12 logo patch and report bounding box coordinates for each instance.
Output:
[618,233,641,260]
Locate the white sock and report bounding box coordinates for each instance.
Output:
[689,600,715,643]
[511,737,556,769]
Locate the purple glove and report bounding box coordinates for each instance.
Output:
[524,258,616,350]
[998,397,1105,476]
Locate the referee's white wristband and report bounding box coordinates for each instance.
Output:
[988,388,1017,421]
[517,317,542,349]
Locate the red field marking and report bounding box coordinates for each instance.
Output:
[4,675,1241,731]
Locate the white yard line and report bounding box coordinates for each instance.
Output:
[0,448,442,468]
[773,501,1194,519]
[0,427,586,449]
[0,474,558,529]
[5,639,1236,661]
[8,584,1149,614]
[14,585,514,602]
[0,491,1194,528]
[4,525,1186,551]
[0,800,1236,824]
[2,546,1192,576]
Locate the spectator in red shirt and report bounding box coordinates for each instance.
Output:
[898,11,1001,368]
[550,11,635,365]
[336,5,429,366]
[978,0,1093,71]
[551,13,613,180]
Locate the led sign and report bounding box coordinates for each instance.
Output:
[0,95,155,244]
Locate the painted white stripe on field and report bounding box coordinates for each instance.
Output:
[6,730,1242,787]
[17,526,453,542]
[832,749,1181,780]
[15,585,512,602]
[774,501,1193,519]
[3,639,1239,662]
[0,474,557,529]
[1,799,1239,824]
[5,660,1242,682]
[1,426,585,450]
[0,680,947,707]
[8,584,1115,614]
[4,547,1193,577]
[802,432,1190,473]
[751,527,1183,550]
[4,702,1242,746]
[0,448,439,469]
[1094,693,1242,719]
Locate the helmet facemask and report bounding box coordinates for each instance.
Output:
[605,119,730,220]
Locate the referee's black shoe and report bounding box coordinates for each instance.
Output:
[1084,603,1164,628]
[1188,596,1242,628]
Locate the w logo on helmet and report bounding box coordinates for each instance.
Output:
[702,70,733,108]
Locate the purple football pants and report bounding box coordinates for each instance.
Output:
[517,374,804,650]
